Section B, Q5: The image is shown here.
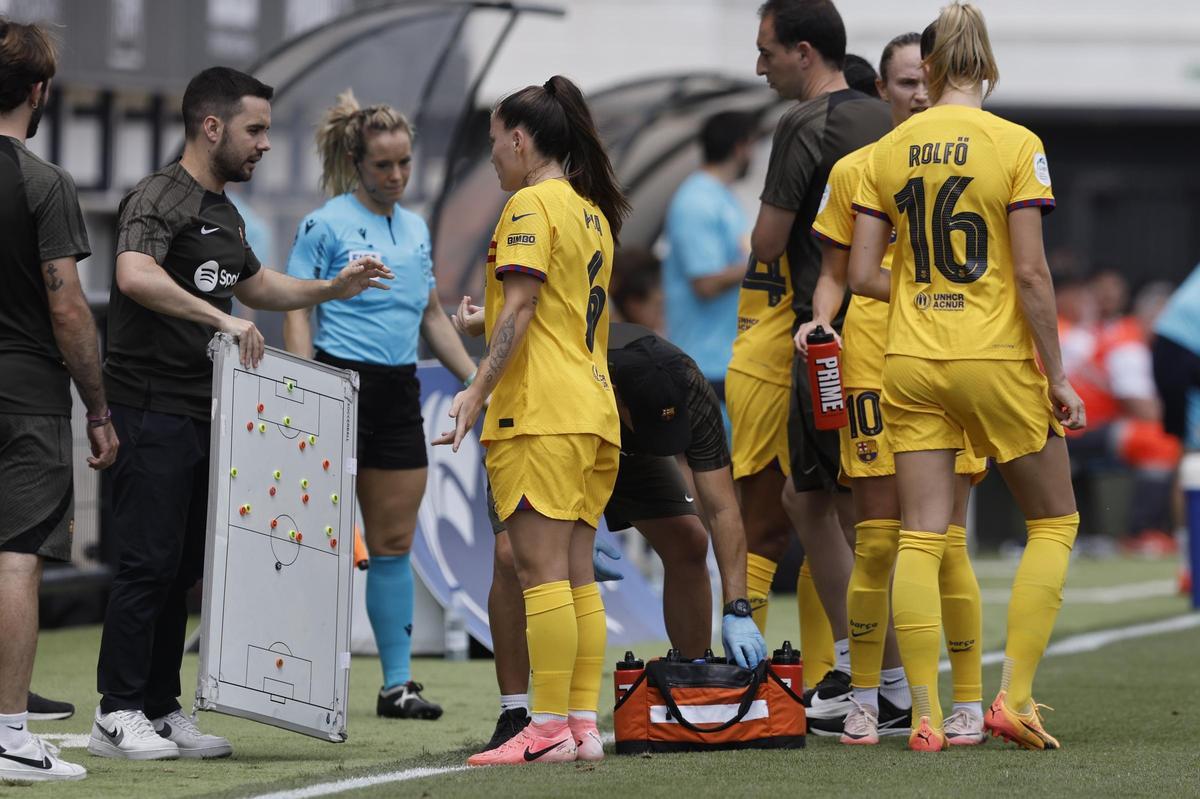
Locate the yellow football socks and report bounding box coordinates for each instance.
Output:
[746,553,777,633]
[941,524,982,704]
[847,519,901,691]
[523,580,576,717]
[568,582,606,714]
[892,530,948,729]
[799,559,835,689]
[1002,512,1079,712]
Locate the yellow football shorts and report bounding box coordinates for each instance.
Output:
[485,433,619,528]
[838,385,988,483]
[726,368,790,480]
[881,356,1064,464]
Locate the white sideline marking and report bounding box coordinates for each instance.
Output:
[247,613,1200,799]
[979,578,1176,604]
[38,734,90,749]
[939,612,1200,672]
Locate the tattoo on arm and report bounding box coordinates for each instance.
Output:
[483,313,516,387]
[44,263,64,292]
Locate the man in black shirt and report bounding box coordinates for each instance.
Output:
[0,19,117,783]
[748,0,891,725]
[474,323,766,755]
[91,67,390,762]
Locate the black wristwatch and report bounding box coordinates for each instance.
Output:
[723,598,752,618]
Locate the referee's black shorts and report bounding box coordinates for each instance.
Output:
[1151,334,1200,444]
[0,413,73,562]
[488,452,698,534]
[316,351,427,471]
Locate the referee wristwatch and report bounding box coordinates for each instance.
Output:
[723,598,752,618]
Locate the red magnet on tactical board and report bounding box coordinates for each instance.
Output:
[299,440,306,451]
[257,403,264,413]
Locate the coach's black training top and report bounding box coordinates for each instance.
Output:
[760,89,891,331]
[106,161,261,420]
[0,135,91,416]
[609,323,731,473]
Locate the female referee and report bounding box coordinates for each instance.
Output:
[848,3,1085,752]
[436,75,629,767]
[796,33,987,746]
[284,90,476,720]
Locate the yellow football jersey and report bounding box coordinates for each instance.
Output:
[481,179,619,446]
[853,105,1055,361]
[811,143,893,388]
[728,252,793,387]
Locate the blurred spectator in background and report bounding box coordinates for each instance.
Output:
[842,53,878,95]
[661,111,756,406]
[1152,263,1200,453]
[1054,270,1098,378]
[611,247,664,332]
[1070,280,1181,547]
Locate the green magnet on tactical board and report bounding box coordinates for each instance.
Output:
[301,479,309,489]
[325,526,334,537]
[308,435,316,445]
[283,416,291,426]
[273,470,281,480]
[286,380,295,392]
[331,493,339,505]
[230,468,238,477]
[259,423,267,433]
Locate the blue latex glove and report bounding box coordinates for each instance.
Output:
[593,536,624,582]
[722,614,767,669]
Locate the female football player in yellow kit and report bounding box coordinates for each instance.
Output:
[797,32,987,746]
[848,3,1085,751]
[435,75,629,766]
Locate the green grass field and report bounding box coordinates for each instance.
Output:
[5,556,1197,798]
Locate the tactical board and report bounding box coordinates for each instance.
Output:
[195,334,359,742]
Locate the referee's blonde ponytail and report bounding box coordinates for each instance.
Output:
[920,2,999,103]
[315,89,414,197]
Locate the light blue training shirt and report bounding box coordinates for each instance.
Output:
[286,193,434,366]
[661,171,748,382]
[1155,262,1200,357]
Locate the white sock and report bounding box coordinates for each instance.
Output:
[0,712,31,748]
[953,701,983,717]
[499,693,529,714]
[880,667,911,709]
[530,712,567,726]
[834,638,851,674]
[852,687,879,710]
[568,710,597,724]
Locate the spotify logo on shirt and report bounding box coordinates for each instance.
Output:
[194,260,239,293]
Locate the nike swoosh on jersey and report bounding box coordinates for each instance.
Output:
[511,212,536,222]
[523,739,566,761]
[0,751,52,770]
[200,225,220,234]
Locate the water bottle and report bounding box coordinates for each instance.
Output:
[806,326,848,430]
[614,650,644,703]
[771,640,804,693]
[443,589,469,661]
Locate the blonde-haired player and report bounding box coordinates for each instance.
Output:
[436,75,629,766]
[848,3,1085,751]
[797,32,987,746]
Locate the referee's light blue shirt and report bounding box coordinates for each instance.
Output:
[1155,263,1200,357]
[662,171,748,381]
[286,193,434,366]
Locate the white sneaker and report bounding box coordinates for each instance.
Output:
[0,735,87,782]
[151,710,232,759]
[944,708,986,746]
[87,708,179,760]
[839,699,880,745]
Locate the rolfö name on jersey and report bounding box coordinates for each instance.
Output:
[909,136,969,167]
[814,356,845,413]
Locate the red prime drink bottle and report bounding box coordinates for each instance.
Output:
[806,325,848,430]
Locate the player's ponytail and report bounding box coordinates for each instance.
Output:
[920,2,999,103]
[315,88,414,197]
[494,75,630,245]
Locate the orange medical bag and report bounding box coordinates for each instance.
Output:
[613,643,806,753]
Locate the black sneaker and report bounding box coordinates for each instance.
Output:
[477,708,530,753]
[804,670,854,734]
[876,693,912,737]
[27,692,74,721]
[376,681,443,720]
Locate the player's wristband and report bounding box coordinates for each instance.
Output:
[464,370,477,388]
[87,409,112,428]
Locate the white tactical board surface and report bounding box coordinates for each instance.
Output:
[196,334,358,742]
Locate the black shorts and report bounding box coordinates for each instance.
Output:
[788,353,847,494]
[0,413,74,562]
[315,351,427,471]
[1152,334,1200,443]
[488,451,698,534]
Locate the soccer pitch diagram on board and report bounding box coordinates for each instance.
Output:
[196,333,359,742]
